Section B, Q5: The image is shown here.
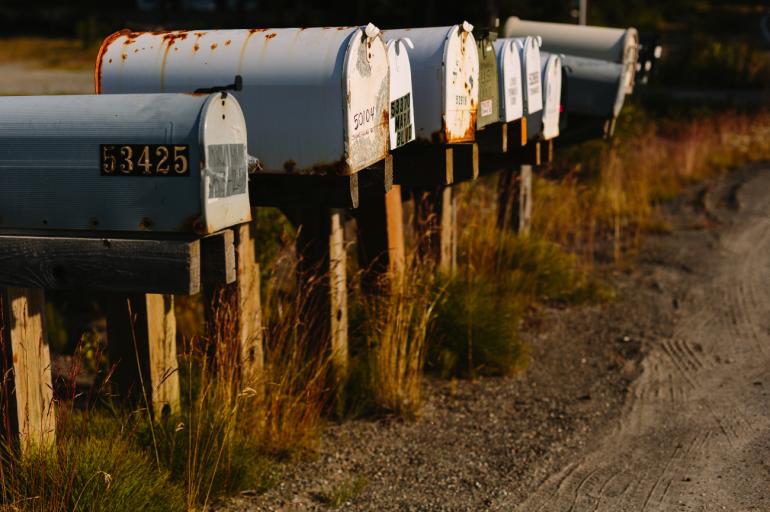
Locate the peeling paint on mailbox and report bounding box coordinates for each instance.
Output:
[384,23,479,144]
[0,93,250,235]
[475,32,500,129]
[492,38,523,122]
[386,38,416,150]
[96,25,390,175]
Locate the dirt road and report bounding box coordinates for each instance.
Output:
[0,63,92,95]
[495,166,770,511]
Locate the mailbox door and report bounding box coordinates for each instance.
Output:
[494,38,523,122]
[386,39,416,150]
[540,53,562,140]
[442,24,479,142]
[516,37,543,116]
[476,35,500,129]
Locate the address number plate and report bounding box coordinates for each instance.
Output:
[101,144,190,176]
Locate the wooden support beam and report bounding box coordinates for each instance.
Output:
[413,186,457,274]
[497,164,533,234]
[476,123,508,155]
[0,235,201,295]
[103,293,180,417]
[451,143,479,183]
[201,229,236,286]
[295,208,349,382]
[354,185,406,293]
[0,287,55,451]
[249,172,360,209]
[393,145,453,187]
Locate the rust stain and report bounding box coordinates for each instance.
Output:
[248,28,268,33]
[121,52,127,61]
[264,33,277,40]
[210,42,218,50]
[193,43,200,52]
[108,58,112,64]
[139,217,154,230]
[283,160,297,173]
[94,29,133,94]
[225,39,232,46]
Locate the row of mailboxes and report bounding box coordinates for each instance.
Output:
[0,20,639,236]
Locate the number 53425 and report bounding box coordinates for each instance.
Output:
[101,144,190,177]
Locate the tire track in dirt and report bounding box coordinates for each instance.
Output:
[495,167,770,512]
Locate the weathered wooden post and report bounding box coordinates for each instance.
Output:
[0,288,55,451]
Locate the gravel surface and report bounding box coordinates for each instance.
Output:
[221,167,770,510]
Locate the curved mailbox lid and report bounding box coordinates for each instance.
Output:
[492,38,523,122]
[561,55,626,119]
[386,38,416,150]
[540,52,562,141]
[0,93,250,235]
[513,36,543,116]
[384,23,479,144]
[502,17,638,94]
[96,25,389,175]
[476,31,501,129]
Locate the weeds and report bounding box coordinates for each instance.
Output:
[316,475,368,508]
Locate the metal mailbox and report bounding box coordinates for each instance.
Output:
[515,36,543,118]
[96,25,389,175]
[384,23,479,144]
[492,37,523,123]
[561,55,626,120]
[540,52,563,140]
[0,93,250,235]
[503,18,638,94]
[386,38,416,150]
[476,31,501,129]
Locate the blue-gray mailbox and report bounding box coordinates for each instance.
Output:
[561,55,626,120]
[0,93,251,235]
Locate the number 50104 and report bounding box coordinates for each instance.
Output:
[101,144,190,177]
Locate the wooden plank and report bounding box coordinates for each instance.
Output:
[201,229,236,285]
[0,287,55,451]
[393,145,453,187]
[355,185,406,293]
[476,123,508,154]
[413,186,457,274]
[451,143,479,183]
[0,235,200,295]
[295,208,349,383]
[358,155,393,200]
[203,222,264,387]
[249,172,359,209]
[103,293,180,417]
[497,165,533,234]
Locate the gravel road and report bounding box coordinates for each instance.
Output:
[501,165,770,511]
[226,164,770,511]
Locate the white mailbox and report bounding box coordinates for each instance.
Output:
[561,55,626,119]
[514,36,543,117]
[503,18,638,94]
[0,93,250,235]
[384,23,479,144]
[96,25,390,175]
[386,38,416,150]
[540,52,563,140]
[492,38,523,122]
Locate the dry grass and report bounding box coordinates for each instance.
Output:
[0,37,99,70]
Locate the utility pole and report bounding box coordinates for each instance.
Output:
[579,0,587,25]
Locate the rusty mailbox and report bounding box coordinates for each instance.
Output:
[503,18,638,94]
[96,25,390,175]
[0,93,251,235]
[386,37,416,150]
[384,23,479,144]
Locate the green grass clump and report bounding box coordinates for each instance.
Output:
[317,475,368,509]
[1,436,185,512]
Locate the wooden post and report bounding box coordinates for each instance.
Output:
[497,164,533,234]
[204,223,263,387]
[0,288,55,450]
[414,186,457,274]
[355,185,406,293]
[104,293,180,417]
[295,208,349,381]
